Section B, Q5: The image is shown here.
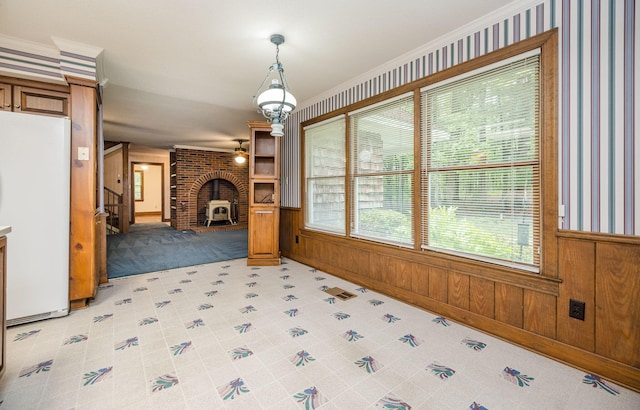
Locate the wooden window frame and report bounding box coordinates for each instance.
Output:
[301,29,558,279]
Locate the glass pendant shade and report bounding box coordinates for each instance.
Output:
[257,80,296,113]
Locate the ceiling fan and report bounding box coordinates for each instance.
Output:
[234,139,249,164]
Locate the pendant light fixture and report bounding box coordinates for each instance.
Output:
[234,139,248,164]
[253,34,296,137]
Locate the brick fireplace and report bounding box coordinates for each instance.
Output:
[170,147,249,231]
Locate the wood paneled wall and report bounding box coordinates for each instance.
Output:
[280,207,640,392]
[557,233,640,368]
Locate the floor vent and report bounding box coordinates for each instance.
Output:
[7,312,51,327]
[324,287,356,301]
[6,308,68,327]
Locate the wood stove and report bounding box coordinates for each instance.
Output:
[205,200,233,226]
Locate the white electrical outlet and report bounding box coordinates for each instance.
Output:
[78,147,89,161]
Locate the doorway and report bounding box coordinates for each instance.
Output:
[131,162,164,224]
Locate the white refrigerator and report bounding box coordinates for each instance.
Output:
[0,110,70,325]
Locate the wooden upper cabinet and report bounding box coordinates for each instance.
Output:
[0,77,69,117]
[13,86,69,117]
[0,83,11,111]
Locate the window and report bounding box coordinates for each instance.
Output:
[422,53,540,269]
[134,170,144,201]
[350,95,414,246]
[302,32,554,275]
[304,117,346,234]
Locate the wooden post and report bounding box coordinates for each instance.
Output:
[67,77,98,308]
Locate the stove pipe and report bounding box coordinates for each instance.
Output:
[212,179,220,200]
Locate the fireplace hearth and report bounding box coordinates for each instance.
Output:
[170,148,249,231]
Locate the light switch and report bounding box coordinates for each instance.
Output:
[78,147,89,161]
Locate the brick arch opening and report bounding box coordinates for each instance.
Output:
[187,170,248,229]
[170,148,249,231]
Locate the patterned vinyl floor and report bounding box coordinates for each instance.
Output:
[1,258,638,409]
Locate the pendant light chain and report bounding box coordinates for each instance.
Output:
[253,33,297,136]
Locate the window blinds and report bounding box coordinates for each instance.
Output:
[304,116,347,234]
[421,54,541,268]
[349,95,414,246]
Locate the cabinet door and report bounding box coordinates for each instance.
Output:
[13,86,69,117]
[0,83,11,111]
[248,207,279,259]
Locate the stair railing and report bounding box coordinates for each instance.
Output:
[104,187,124,234]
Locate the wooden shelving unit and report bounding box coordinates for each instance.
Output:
[247,121,280,266]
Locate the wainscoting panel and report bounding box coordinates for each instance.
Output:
[378,253,413,291]
[595,242,640,367]
[469,276,495,318]
[410,263,429,296]
[557,237,595,351]
[279,207,299,256]
[524,290,557,339]
[495,283,524,328]
[428,266,448,303]
[447,271,470,310]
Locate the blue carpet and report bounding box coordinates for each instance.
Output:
[107,223,248,278]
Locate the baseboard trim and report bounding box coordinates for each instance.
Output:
[135,211,161,217]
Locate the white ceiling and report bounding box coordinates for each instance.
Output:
[0,0,515,150]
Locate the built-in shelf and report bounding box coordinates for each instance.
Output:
[247,122,280,266]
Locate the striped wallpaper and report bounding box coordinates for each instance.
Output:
[282,0,638,236]
[562,0,637,235]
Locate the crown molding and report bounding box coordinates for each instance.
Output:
[51,36,103,59]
